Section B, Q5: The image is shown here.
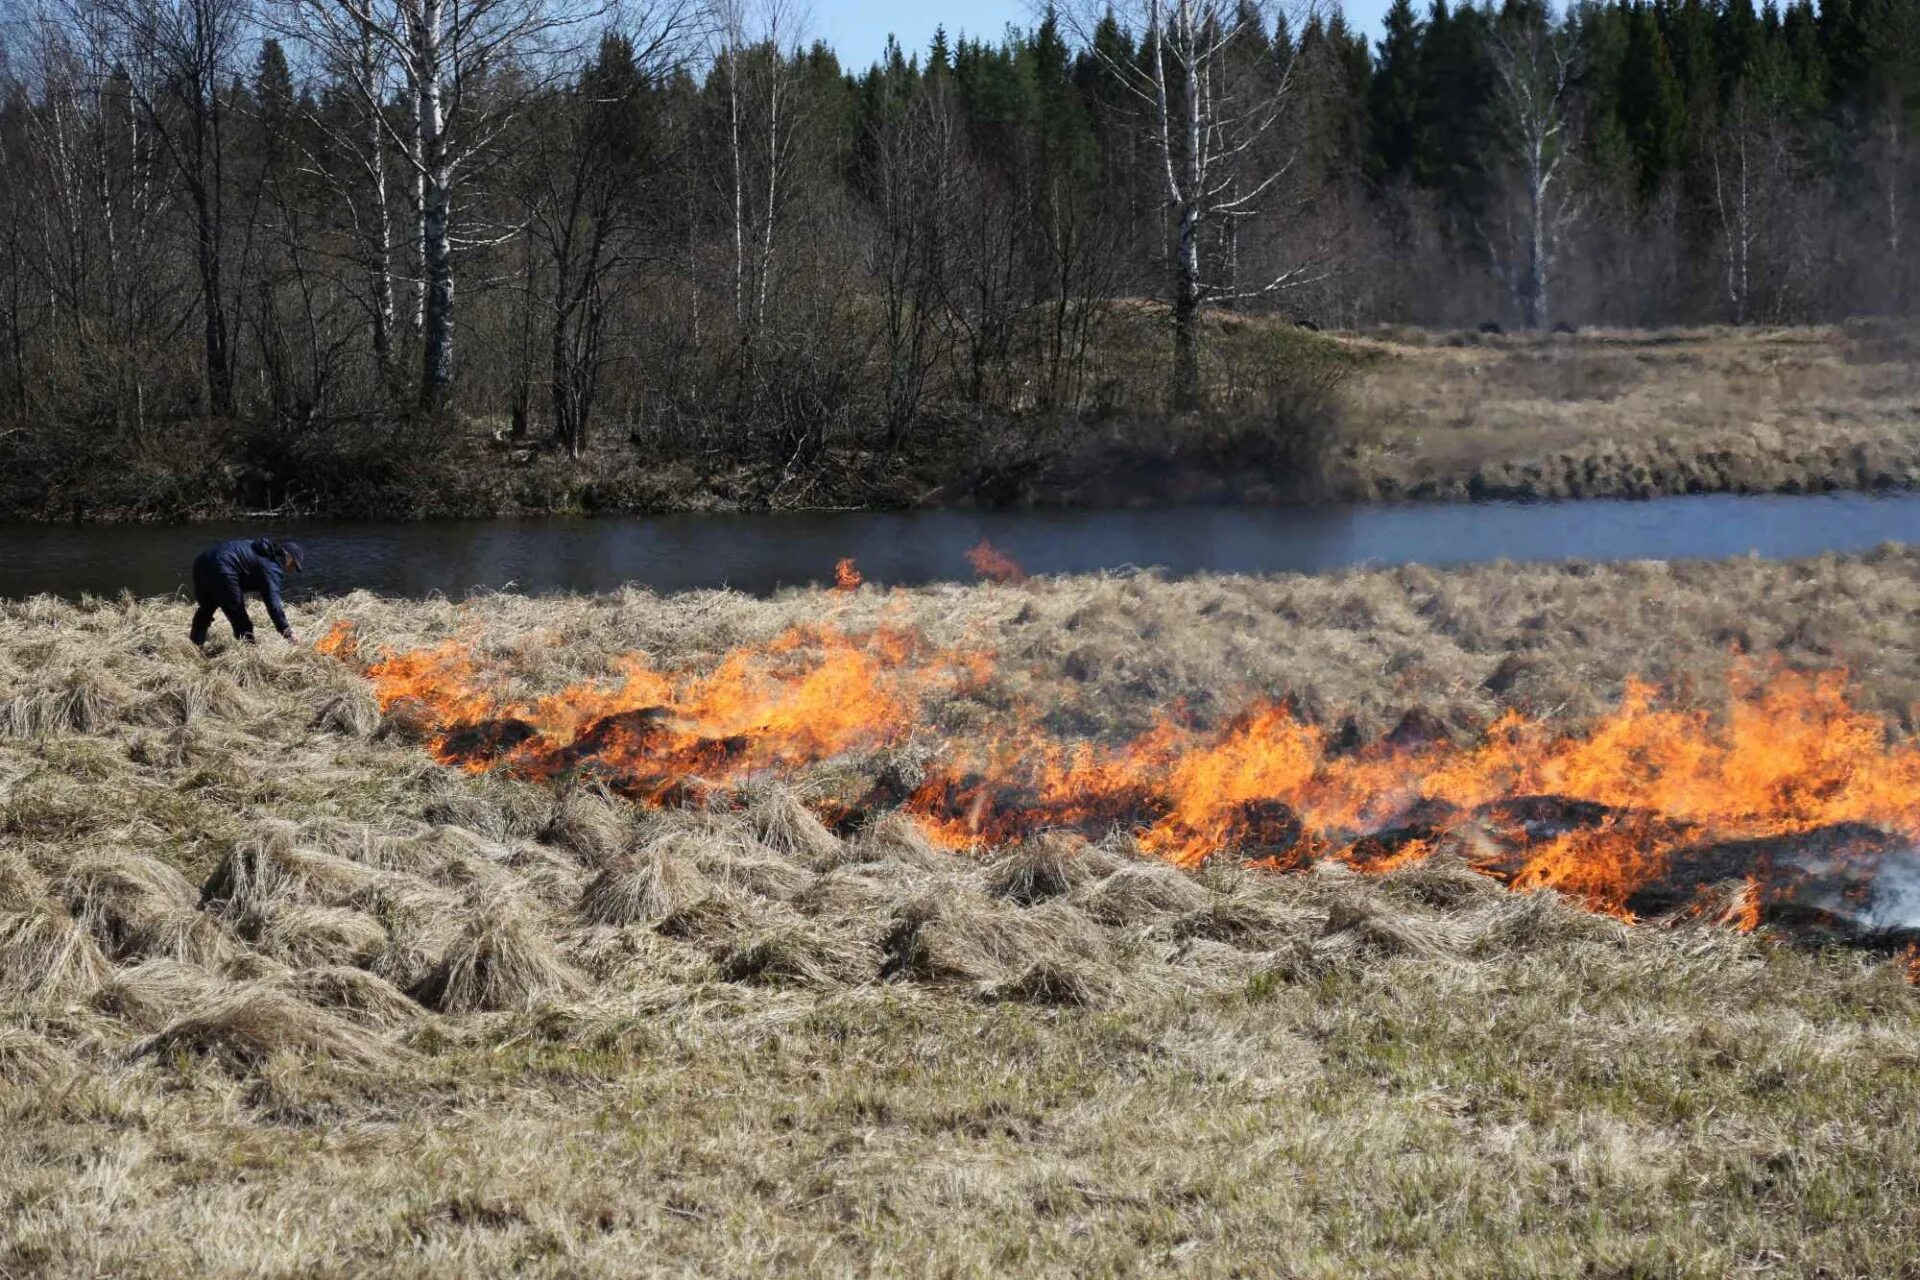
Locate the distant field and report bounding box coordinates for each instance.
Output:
[1331,322,1920,502]
[5,553,1920,1277]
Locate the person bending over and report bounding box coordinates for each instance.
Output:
[189,537,305,647]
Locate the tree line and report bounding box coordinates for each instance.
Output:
[0,0,1913,511]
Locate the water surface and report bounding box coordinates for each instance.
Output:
[1,492,1915,600]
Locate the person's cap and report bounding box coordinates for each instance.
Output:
[280,540,305,572]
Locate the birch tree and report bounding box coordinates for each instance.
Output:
[708,0,805,349]
[1486,3,1578,331]
[1074,0,1311,408]
[284,0,598,409]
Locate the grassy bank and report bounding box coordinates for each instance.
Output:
[5,551,1920,1276]
[1332,321,1920,502]
[8,318,1916,523]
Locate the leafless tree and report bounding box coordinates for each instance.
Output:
[708,0,804,348]
[282,0,600,408]
[1486,5,1578,331]
[1072,0,1313,407]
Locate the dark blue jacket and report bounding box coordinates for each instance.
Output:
[196,539,292,636]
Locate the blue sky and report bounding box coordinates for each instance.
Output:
[814,0,1396,72]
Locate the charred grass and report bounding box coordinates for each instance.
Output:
[4,555,1920,1276]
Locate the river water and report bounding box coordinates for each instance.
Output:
[1,492,1916,600]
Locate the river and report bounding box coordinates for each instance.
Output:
[2,492,1916,600]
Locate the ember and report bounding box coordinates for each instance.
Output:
[321,618,1920,952]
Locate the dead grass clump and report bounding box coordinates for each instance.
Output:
[135,982,400,1071]
[653,887,778,950]
[310,685,381,738]
[1171,896,1308,950]
[53,853,236,966]
[92,958,229,1031]
[717,923,874,987]
[671,814,814,901]
[412,893,581,1013]
[741,785,843,865]
[201,824,384,925]
[0,902,112,1003]
[987,958,1117,1008]
[542,786,629,865]
[577,848,710,927]
[0,1024,76,1086]
[1469,888,1633,955]
[0,666,130,738]
[275,967,423,1028]
[845,811,951,870]
[1376,854,1511,909]
[794,865,921,919]
[0,851,49,908]
[880,891,1112,991]
[1078,863,1212,926]
[261,905,390,968]
[1313,897,1469,965]
[132,671,260,729]
[422,792,511,841]
[985,833,1117,905]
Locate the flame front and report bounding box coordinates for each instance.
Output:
[322,617,1920,944]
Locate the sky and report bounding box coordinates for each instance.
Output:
[812,0,1396,73]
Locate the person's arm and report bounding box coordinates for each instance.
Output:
[260,561,295,640]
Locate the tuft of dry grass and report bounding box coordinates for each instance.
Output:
[92,958,229,1031]
[576,846,709,927]
[0,1024,75,1086]
[0,665,130,738]
[541,785,630,865]
[411,892,581,1013]
[135,981,400,1070]
[985,833,1117,905]
[741,783,844,865]
[0,902,112,1004]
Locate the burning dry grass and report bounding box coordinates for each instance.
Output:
[1335,324,1920,501]
[4,558,1920,1276]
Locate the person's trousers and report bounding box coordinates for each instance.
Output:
[189,557,254,645]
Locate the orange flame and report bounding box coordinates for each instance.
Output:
[966,539,1027,585]
[834,558,863,592]
[327,618,1920,946]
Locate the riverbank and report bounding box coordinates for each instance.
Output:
[5,321,1914,523]
[5,552,1920,1276]
[1330,321,1920,502]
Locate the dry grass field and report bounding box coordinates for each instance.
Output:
[1332,322,1920,502]
[5,551,1920,1277]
